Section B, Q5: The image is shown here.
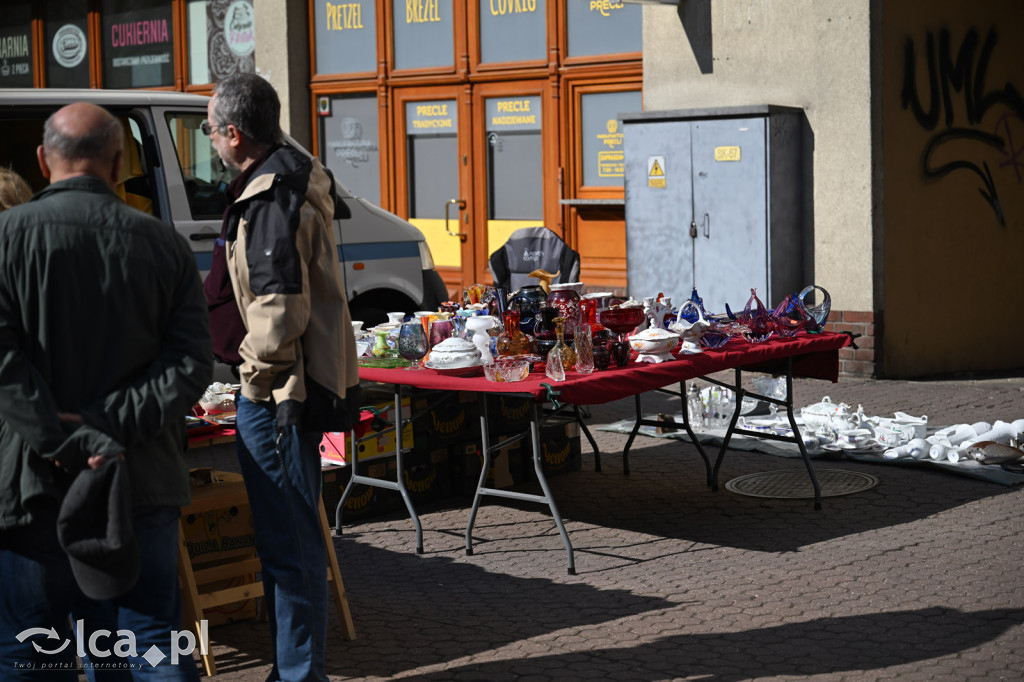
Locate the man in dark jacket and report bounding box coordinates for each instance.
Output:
[0,102,212,679]
[208,73,358,682]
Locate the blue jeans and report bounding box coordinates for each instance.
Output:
[235,396,328,682]
[0,505,200,681]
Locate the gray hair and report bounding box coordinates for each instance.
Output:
[211,73,283,147]
[43,112,121,163]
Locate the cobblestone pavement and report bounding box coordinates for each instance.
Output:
[196,375,1024,681]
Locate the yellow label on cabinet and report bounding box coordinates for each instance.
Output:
[715,146,741,162]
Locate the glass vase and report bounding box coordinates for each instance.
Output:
[574,323,594,375]
[740,288,775,343]
[547,284,581,340]
[496,310,530,357]
[797,284,832,333]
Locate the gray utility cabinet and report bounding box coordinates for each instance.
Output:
[621,105,806,314]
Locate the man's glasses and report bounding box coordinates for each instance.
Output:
[200,121,222,136]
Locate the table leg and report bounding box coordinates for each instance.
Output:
[678,381,714,486]
[709,363,823,509]
[335,384,424,553]
[464,399,576,575]
[711,369,745,491]
[621,393,644,475]
[465,393,491,557]
[528,402,576,575]
[782,370,823,510]
[393,385,424,553]
[573,404,601,472]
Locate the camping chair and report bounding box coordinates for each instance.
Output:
[488,226,581,293]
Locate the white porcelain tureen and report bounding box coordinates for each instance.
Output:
[628,327,680,363]
[425,336,482,369]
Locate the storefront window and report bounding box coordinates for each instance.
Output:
[44,0,90,88]
[392,0,453,71]
[101,0,175,89]
[580,90,641,187]
[478,0,545,65]
[566,1,641,59]
[314,0,376,76]
[187,0,255,85]
[318,95,381,205]
[0,2,34,88]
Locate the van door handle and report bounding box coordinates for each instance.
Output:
[445,199,468,243]
[189,233,219,241]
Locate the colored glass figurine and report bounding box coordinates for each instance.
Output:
[496,310,531,357]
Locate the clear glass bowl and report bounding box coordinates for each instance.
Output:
[484,358,530,383]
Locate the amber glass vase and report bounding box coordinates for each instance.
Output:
[496,310,531,357]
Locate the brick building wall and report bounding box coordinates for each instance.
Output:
[823,310,879,378]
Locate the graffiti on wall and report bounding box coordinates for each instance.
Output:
[900,27,1024,226]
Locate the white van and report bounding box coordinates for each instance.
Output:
[0,89,448,324]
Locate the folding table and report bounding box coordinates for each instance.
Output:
[354,332,851,574]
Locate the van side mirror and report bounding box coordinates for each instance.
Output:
[333,192,351,220]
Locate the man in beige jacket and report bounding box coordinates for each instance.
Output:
[207,73,359,681]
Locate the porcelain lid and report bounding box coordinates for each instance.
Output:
[431,336,479,354]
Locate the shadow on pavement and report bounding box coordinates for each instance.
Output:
[409,606,1024,681]
[207,535,675,678]
[508,439,1020,556]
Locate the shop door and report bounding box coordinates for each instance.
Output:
[395,82,552,295]
[471,82,550,287]
[394,87,473,297]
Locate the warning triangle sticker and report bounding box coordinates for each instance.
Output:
[649,159,664,176]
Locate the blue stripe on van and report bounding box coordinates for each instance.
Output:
[194,241,419,271]
[339,241,420,262]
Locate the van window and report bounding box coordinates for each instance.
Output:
[165,112,238,219]
[0,112,155,216]
[117,117,157,215]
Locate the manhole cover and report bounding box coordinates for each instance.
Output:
[725,469,879,499]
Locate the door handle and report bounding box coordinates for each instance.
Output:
[445,198,468,243]
[702,213,710,238]
[189,232,219,241]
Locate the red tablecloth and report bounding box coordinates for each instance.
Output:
[359,332,850,405]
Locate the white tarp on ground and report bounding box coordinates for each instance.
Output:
[594,409,1024,486]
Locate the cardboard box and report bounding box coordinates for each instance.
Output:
[319,397,413,464]
[181,503,257,564]
[413,391,479,447]
[322,446,451,525]
[486,394,533,432]
[521,416,582,477]
[450,441,525,497]
[400,447,452,504]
